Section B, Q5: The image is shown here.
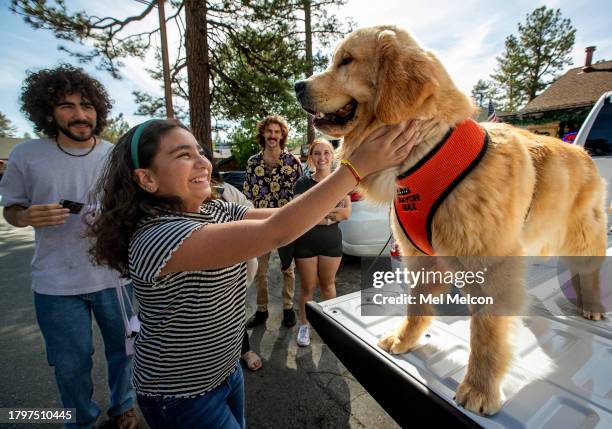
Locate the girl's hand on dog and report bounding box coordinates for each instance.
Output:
[349,120,421,177]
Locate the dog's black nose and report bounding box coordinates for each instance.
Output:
[294,80,306,98]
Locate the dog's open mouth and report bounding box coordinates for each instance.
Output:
[306,99,358,127]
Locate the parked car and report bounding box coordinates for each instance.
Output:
[575,91,612,212]
[297,160,392,257]
[219,170,247,193]
[339,190,393,257]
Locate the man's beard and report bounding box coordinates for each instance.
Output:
[56,120,95,142]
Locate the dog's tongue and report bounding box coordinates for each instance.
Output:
[314,102,354,120]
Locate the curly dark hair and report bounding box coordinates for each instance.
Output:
[87,119,189,277]
[20,64,112,137]
[256,114,289,150]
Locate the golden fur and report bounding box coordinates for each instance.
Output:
[297,25,608,415]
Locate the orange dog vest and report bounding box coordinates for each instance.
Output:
[394,119,489,255]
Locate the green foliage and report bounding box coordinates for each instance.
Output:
[505,107,590,126]
[132,90,189,122]
[100,113,130,143]
[491,34,528,111]
[132,0,350,137]
[10,0,156,78]
[285,137,303,151]
[0,112,17,137]
[227,120,259,170]
[471,79,502,108]
[475,6,575,112]
[211,26,309,133]
[517,6,575,101]
[10,0,352,144]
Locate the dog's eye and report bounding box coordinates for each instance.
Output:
[339,57,353,66]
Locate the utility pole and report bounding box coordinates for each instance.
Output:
[157,0,174,119]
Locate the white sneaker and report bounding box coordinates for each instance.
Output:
[297,324,310,347]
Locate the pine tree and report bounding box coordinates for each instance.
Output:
[471,79,501,108]
[474,6,575,112]
[277,0,354,144]
[100,114,131,144]
[0,112,17,138]
[491,35,528,111]
[516,6,575,101]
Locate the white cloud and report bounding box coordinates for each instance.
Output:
[436,18,500,92]
[340,0,612,95]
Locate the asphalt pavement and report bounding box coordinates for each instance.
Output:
[0,214,398,429]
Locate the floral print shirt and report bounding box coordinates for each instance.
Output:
[243,151,302,208]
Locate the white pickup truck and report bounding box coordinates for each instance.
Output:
[306,249,612,428]
[306,97,612,428]
[576,91,612,212]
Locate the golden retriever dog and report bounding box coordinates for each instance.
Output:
[295,25,607,415]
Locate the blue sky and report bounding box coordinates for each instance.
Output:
[1,0,611,136]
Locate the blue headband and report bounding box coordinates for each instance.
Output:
[130,119,157,169]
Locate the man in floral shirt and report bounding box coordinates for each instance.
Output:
[243,114,302,328]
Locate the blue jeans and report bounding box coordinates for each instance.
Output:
[137,364,245,429]
[34,285,135,429]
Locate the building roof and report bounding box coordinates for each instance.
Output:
[0,137,27,159]
[519,60,612,114]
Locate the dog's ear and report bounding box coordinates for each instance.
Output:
[374,30,438,124]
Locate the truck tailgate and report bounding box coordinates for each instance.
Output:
[306,258,612,428]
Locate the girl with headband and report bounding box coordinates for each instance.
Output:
[88,118,421,429]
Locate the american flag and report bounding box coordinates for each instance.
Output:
[487,99,501,122]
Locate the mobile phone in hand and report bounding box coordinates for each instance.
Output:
[59,199,84,214]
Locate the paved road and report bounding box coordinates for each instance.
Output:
[0,215,398,429]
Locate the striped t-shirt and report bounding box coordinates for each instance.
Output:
[128,199,250,396]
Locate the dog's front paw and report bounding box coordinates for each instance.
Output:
[580,300,606,321]
[378,333,416,354]
[582,310,605,321]
[455,381,502,416]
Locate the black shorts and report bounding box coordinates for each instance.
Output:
[294,224,343,258]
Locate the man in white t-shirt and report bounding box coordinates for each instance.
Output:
[0,65,138,429]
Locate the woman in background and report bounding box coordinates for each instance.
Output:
[293,139,351,347]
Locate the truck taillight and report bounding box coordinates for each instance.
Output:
[390,242,400,257]
[350,191,362,202]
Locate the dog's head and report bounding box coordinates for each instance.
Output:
[295,26,442,141]
[296,26,475,203]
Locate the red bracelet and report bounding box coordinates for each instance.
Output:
[340,159,361,184]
